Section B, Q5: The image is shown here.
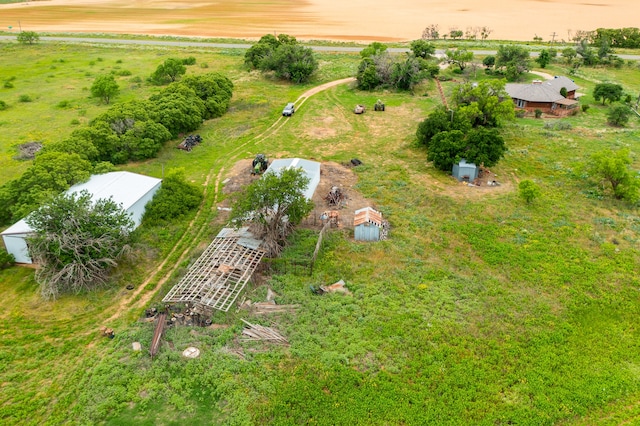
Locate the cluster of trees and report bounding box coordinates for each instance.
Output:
[559,39,625,69]
[244,34,318,83]
[591,27,640,49]
[416,80,514,171]
[588,149,639,203]
[0,69,233,226]
[482,45,531,81]
[356,40,439,91]
[591,83,634,127]
[421,25,493,42]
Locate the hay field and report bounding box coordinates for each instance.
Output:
[1,0,639,42]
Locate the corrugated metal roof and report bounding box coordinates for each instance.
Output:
[354,207,383,227]
[216,227,262,250]
[264,158,321,201]
[1,171,161,237]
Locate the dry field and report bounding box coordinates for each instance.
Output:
[1,0,639,42]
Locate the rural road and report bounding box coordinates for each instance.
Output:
[1,35,639,60]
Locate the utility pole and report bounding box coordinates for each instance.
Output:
[550,32,557,43]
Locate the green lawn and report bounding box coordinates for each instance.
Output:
[1,39,640,425]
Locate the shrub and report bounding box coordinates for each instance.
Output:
[182,56,197,65]
[534,109,543,118]
[18,94,32,102]
[0,100,7,110]
[607,105,631,127]
[143,169,203,225]
[582,104,590,113]
[0,250,15,269]
[519,180,541,203]
[4,81,14,89]
[57,100,72,108]
[70,119,80,125]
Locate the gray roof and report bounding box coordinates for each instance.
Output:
[546,76,579,92]
[506,76,580,103]
[265,158,320,201]
[505,82,564,103]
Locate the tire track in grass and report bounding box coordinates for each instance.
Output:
[101,77,356,324]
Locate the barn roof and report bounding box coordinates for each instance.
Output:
[1,171,161,237]
[354,207,383,227]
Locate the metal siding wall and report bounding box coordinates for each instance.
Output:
[355,224,380,241]
[3,234,32,263]
[127,182,162,228]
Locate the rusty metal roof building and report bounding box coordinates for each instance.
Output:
[354,207,383,227]
[162,227,265,313]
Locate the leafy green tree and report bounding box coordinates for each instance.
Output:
[464,127,506,167]
[607,105,631,127]
[0,151,92,224]
[562,47,577,63]
[230,167,314,257]
[391,56,422,90]
[445,48,474,71]
[143,168,203,225]
[482,55,495,68]
[416,106,471,148]
[360,42,388,58]
[589,149,639,202]
[576,39,597,65]
[519,180,541,203]
[150,58,186,84]
[90,74,119,104]
[181,73,234,119]
[453,79,515,127]
[17,31,39,45]
[593,83,624,105]
[427,130,467,171]
[535,50,551,68]
[356,58,381,90]
[495,45,530,81]
[26,190,134,300]
[148,86,206,137]
[262,44,318,83]
[410,39,435,59]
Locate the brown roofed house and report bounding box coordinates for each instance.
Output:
[505,76,580,117]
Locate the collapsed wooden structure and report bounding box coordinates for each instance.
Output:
[162,228,265,313]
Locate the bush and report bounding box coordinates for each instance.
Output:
[143,169,203,225]
[607,105,631,127]
[0,250,14,269]
[0,100,7,110]
[534,109,543,118]
[18,94,32,102]
[519,180,541,203]
[182,56,197,65]
[16,31,39,45]
[582,104,590,113]
[57,100,72,108]
[4,81,14,89]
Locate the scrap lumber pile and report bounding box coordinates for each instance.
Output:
[240,319,288,344]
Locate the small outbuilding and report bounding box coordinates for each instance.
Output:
[1,171,161,264]
[354,207,383,242]
[452,159,478,182]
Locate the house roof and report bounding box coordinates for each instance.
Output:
[505,82,564,103]
[1,171,161,237]
[546,76,579,92]
[506,76,580,103]
[354,207,383,227]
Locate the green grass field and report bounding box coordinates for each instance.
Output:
[1,39,640,425]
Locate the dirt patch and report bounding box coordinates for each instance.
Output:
[220,158,376,230]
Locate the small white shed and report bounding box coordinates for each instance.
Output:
[452,159,478,182]
[354,207,383,242]
[1,171,161,264]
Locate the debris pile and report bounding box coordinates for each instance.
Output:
[354,104,366,114]
[310,279,352,296]
[238,288,298,314]
[177,134,202,151]
[324,186,344,206]
[240,319,288,344]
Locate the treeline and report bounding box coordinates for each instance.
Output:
[591,28,640,49]
[0,70,233,226]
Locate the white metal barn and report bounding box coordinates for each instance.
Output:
[1,171,161,264]
[265,158,321,201]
